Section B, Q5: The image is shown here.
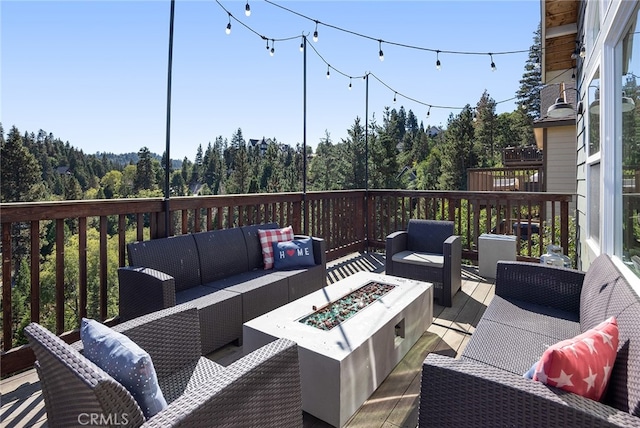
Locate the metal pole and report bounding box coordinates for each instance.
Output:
[302,35,308,235]
[164,0,175,237]
[364,73,369,249]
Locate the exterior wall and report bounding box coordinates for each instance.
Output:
[545,126,578,194]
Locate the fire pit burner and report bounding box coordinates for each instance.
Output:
[299,281,395,330]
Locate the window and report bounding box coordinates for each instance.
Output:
[619,5,640,276]
[586,0,601,56]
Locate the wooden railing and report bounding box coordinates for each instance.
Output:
[0,189,574,376]
[502,146,544,166]
[467,167,544,192]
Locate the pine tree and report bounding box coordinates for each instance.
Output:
[439,107,477,190]
[474,90,498,166]
[517,24,543,120]
[1,126,43,202]
[134,147,155,192]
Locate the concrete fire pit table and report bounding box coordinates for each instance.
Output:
[243,271,433,427]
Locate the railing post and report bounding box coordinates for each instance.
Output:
[561,200,569,259]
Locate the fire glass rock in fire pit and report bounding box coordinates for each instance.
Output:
[299,282,396,330]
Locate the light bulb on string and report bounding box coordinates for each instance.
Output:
[225,14,231,35]
[270,40,275,56]
[313,21,319,42]
[299,38,304,52]
[349,77,352,90]
[326,65,330,79]
[393,92,397,103]
[490,54,496,71]
[245,1,251,17]
[427,106,431,118]
[571,68,576,80]
[436,51,441,70]
[579,44,586,58]
[265,39,269,52]
[378,40,384,62]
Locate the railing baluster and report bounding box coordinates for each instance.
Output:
[100,216,108,320]
[3,222,13,350]
[79,217,88,320]
[30,220,41,324]
[55,218,65,334]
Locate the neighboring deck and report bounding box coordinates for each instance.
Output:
[0,252,495,428]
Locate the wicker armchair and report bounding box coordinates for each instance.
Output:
[25,305,302,427]
[385,219,462,307]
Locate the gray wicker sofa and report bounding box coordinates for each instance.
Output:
[118,223,326,354]
[419,254,640,427]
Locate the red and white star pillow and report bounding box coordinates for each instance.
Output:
[533,317,619,401]
[258,226,294,269]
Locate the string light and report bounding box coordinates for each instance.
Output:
[313,21,319,42]
[393,92,397,103]
[579,43,586,58]
[348,77,352,90]
[326,64,330,79]
[436,50,441,70]
[489,53,496,71]
[427,106,431,117]
[270,39,275,56]
[225,13,232,35]
[299,38,304,52]
[245,0,251,17]
[571,67,576,80]
[265,38,269,51]
[378,40,384,62]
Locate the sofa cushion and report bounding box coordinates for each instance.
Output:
[127,234,201,292]
[580,254,620,332]
[273,238,316,270]
[241,223,279,270]
[406,219,453,254]
[480,296,580,341]
[391,251,444,269]
[461,318,575,375]
[532,317,619,402]
[80,319,168,418]
[602,285,640,416]
[194,228,249,283]
[258,226,294,269]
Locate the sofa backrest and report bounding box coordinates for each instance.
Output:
[407,219,454,254]
[193,227,250,283]
[128,235,201,292]
[581,254,640,417]
[240,223,279,271]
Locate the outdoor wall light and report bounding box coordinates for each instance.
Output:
[547,82,577,118]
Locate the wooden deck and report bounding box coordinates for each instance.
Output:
[0,252,495,428]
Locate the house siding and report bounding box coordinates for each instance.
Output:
[546,126,578,194]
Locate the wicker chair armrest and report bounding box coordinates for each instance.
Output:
[385,231,408,257]
[420,354,636,428]
[142,338,302,427]
[118,266,177,322]
[294,235,327,267]
[495,261,585,314]
[443,235,461,264]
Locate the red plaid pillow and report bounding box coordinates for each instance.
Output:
[258,226,294,269]
[533,317,619,401]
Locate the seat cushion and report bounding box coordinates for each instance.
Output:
[392,251,444,269]
[80,319,168,418]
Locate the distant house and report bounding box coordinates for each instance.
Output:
[56,166,71,175]
[426,126,441,138]
[249,137,272,156]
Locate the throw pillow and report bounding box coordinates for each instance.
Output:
[258,225,294,269]
[81,319,168,418]
[532,316,619,401]
[273,238,316,270]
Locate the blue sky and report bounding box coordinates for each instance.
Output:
[2,0,542,162]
